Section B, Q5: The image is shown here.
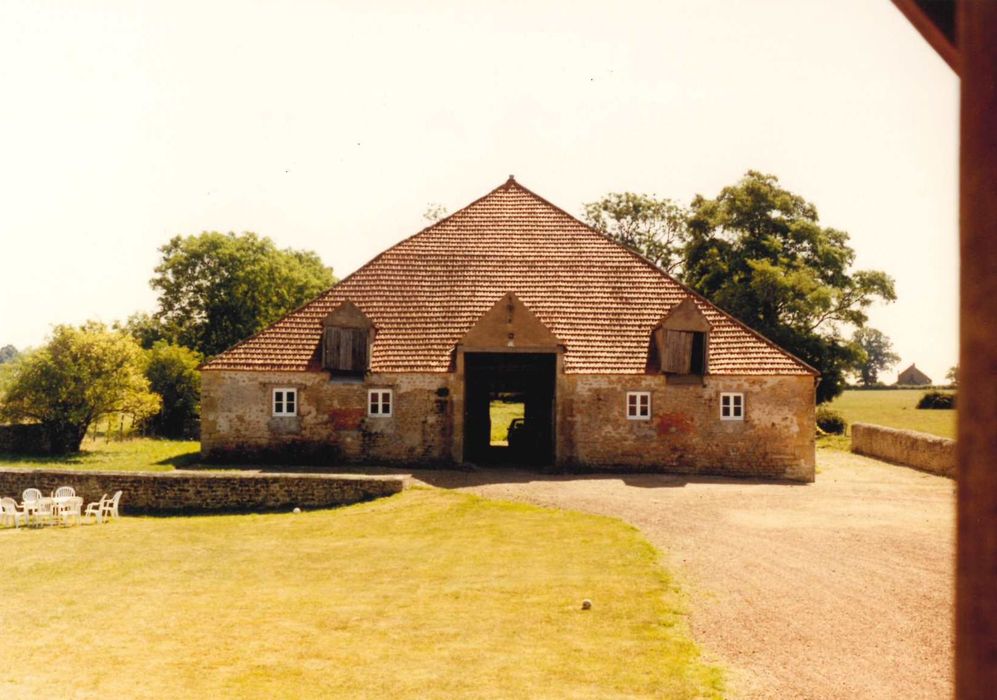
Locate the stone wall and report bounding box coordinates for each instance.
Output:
[0,424,50,454]
[560,374,815,481]
[201,370,454,465]
[0,468,404,514]
[201,368,815,481]
[851,423,956,477]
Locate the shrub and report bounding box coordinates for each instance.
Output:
[816,406,847,435]
[917,390,956,410]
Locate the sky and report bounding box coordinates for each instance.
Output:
[0,0,959,383]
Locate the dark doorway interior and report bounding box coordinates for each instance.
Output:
[464,353,555,466]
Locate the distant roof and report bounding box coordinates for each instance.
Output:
[897,363,933,385]
[204,177,817,376]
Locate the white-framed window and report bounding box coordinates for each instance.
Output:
[626,391,651,420]
[368,389,393,417]
[273,388,297,417]
[720,392,744,421]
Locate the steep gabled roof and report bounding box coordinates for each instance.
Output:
[204,177,817,376]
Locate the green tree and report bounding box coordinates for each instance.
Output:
[583,193,689,274]
[684,171,896,403]
[143,341,203,438]
[0,344,17,364]
[0,322,160,452]
[423,203,449,223]
[118,312,168,350]
[151,232,336,356]
[852,327,901,386]
[946,365,959,386]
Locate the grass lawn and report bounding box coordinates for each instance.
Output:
[489,400,525,446]
[826,389,957,440]
[0,489,723,699]
[0,437,200,471]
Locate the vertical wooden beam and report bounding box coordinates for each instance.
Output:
[957,2,997,696]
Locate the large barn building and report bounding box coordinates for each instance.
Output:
[201,177,817,481]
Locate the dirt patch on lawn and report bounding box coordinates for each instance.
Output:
[401,450,955,699]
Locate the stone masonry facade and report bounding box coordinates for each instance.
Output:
[201,369,816,481]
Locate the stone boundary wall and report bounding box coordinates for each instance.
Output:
[851,423,956,478]
[0,468,404,514]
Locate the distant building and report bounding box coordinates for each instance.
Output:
[897,363,932,386]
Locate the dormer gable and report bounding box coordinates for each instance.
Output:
[649,298,712,376]
[322,300,374,375]
[460,292,562,350]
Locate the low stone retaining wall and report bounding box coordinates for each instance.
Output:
[0,468,404,514]
[851,423,956,478]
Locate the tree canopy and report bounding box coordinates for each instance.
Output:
[0,344,17,364]
[151,232,336,357]
[682,171,896,402]
[852,327,901,386]
[583,193,689,274]
[0,322,160,452]
[143,341,203,438]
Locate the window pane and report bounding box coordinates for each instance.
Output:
[382,391,391,413]
[369,394,378,414]
[286,392,295,413]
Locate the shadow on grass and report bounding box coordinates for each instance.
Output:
[0,451,89,467]
[154,451,203,468]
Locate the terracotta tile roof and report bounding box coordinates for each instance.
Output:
[204,178,818,376]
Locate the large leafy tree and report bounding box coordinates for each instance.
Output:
[852,327,901,386]
[583,193,689,274]
[151,232,336,357]
[0,322,160,452]
[143,341,204,438]
[684,171,896,402]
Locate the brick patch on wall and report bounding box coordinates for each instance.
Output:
[0,468,404,515]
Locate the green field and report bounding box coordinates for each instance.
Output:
[0,489,723,698]
[0,438,199,471]
[489,400,525,446]
[826,389,956,439]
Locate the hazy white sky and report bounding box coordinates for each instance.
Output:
[0,0,958,382]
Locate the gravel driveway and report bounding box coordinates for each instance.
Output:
[403,450,955,699]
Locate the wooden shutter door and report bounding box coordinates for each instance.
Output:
[662,330,694,373]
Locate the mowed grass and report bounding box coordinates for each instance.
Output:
[489,400,525,445]
[827,389,957,439]
[0,489,723,699]
[0,437,200,471]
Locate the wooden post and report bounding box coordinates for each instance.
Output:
[957,2,997,697]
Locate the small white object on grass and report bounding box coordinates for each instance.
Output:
[293,507,301,514]
[581,599,592,610]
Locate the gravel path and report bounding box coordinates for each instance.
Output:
[402,450,954,699]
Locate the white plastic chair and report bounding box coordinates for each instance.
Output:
[100,491,122,522]
[84,494,108,524]
[0,497,27,528]
[21,488,53,526]
[57,497,83,526]
[54,486,76,498]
